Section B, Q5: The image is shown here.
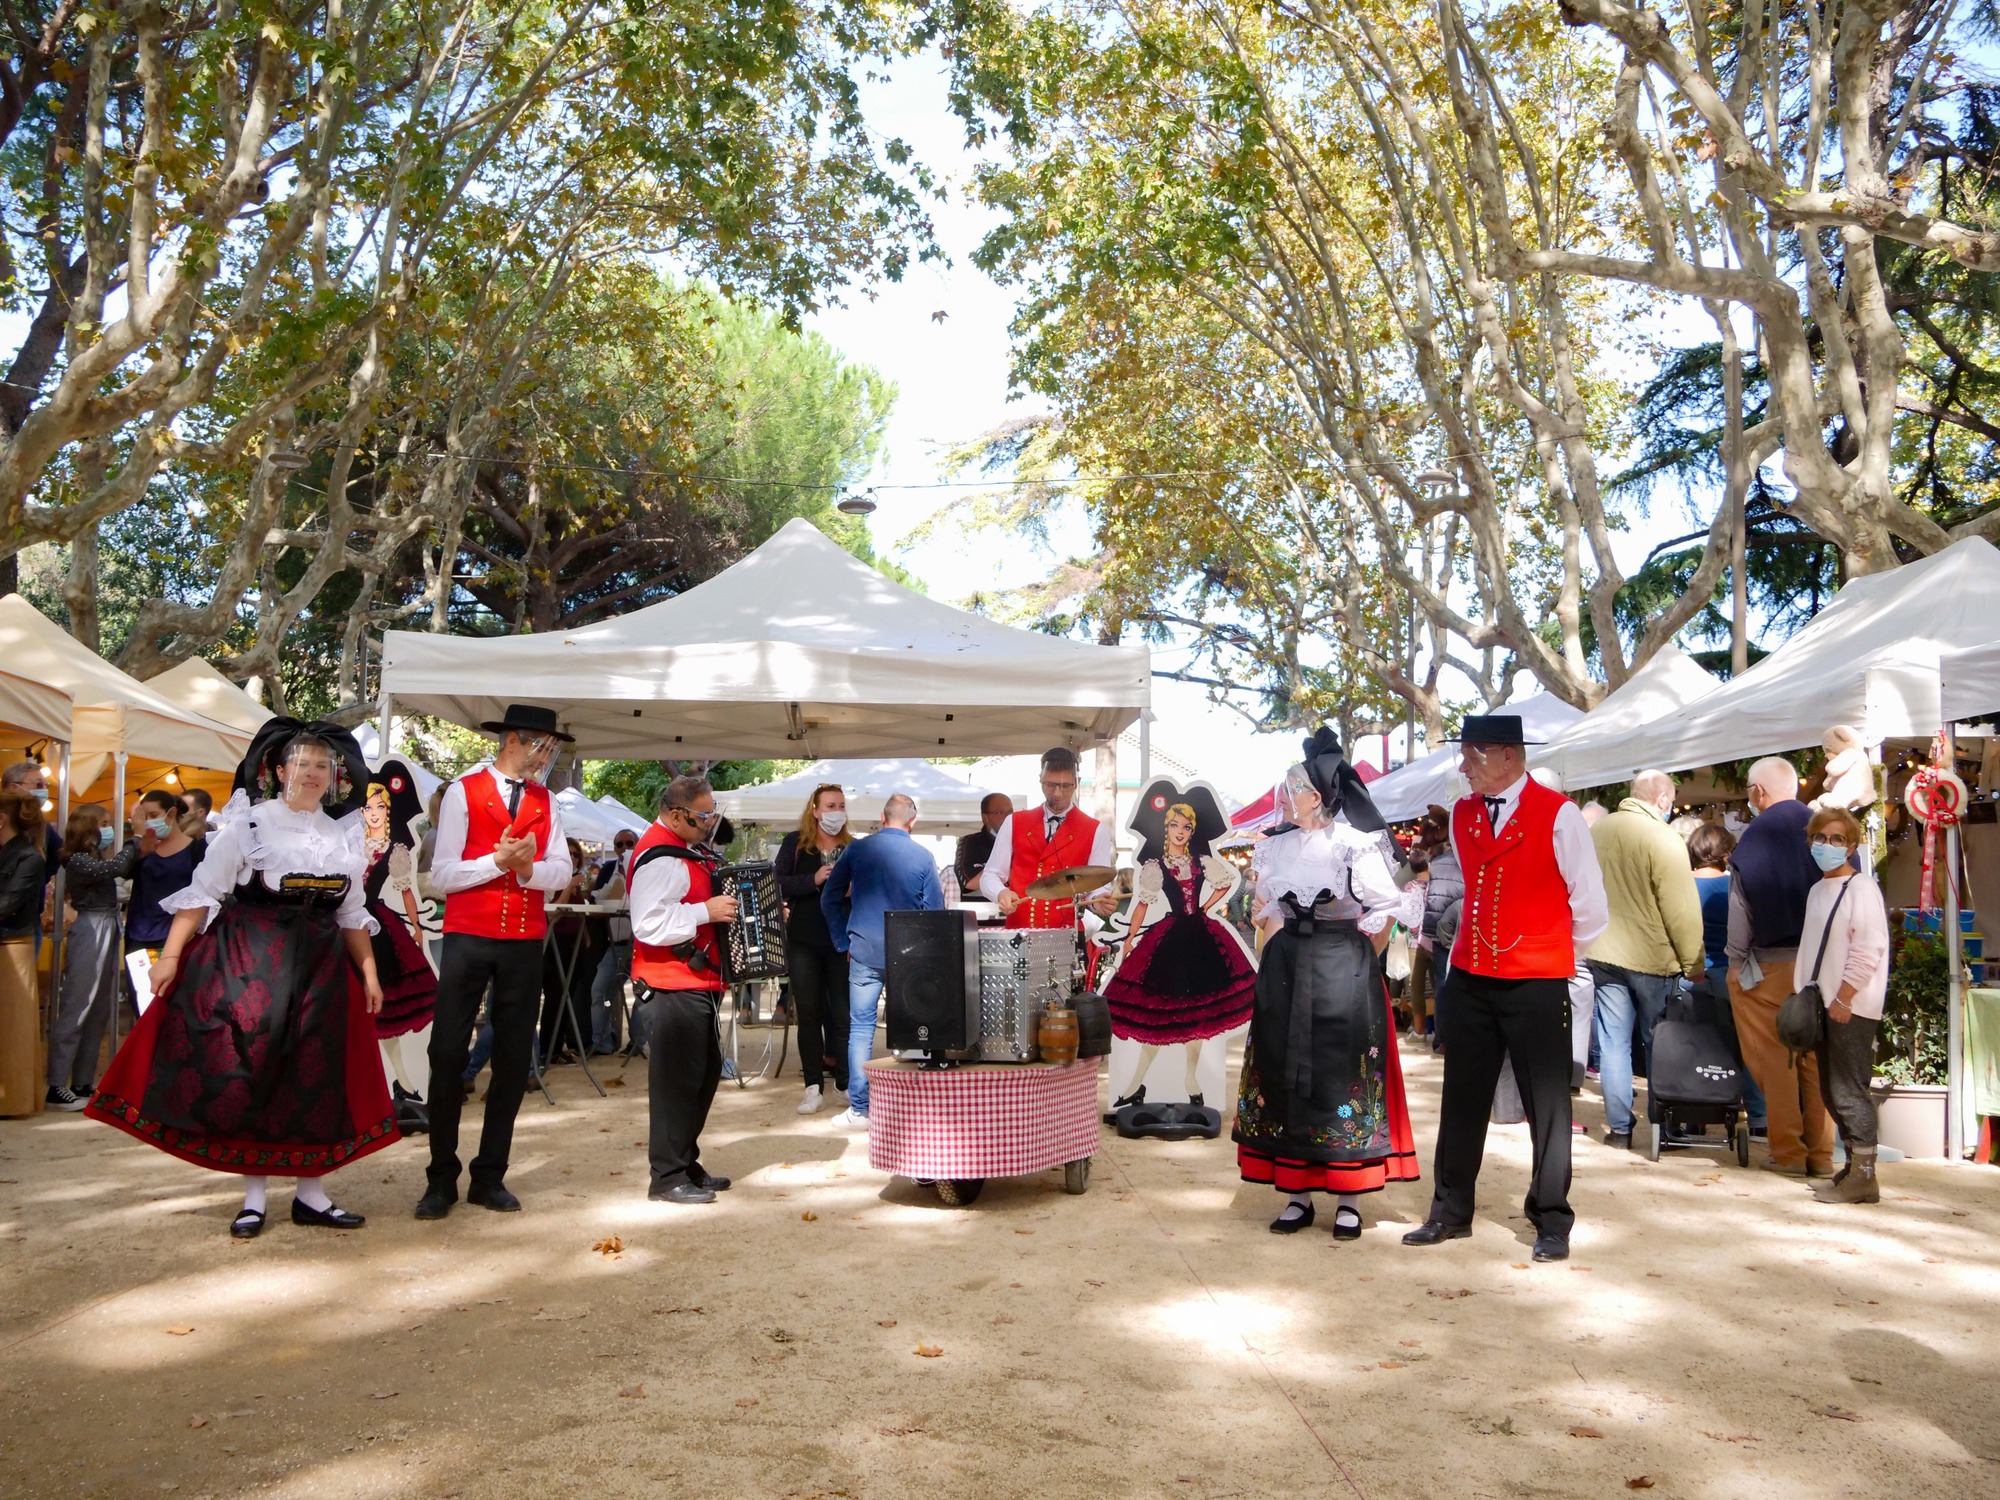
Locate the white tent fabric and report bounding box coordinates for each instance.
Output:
[1368,694,1587,823]
[1941,643,2000,724]
[0,596,251,776]
[1548,538,2000,774]
[379,519,1150,759]
[555,787,625,847]
[596,795,651,834]
[715,758,997,835]
[1531,647,1723,790]
[145,658,274,737]
[0,662,72,743]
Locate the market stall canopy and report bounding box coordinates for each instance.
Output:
[1544,538,2000,775]
[554,787,625,847]
[0,661,73,745]
[1942,643,2000,725]
[145,658,274,737]
[596,795,651,834]
[715,757,997,835]
[379,519,1151,759]
[0,596,252,800]
[1369,694,1587,823]
[1530,647,1723,790]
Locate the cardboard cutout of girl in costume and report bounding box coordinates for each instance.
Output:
[1098,779,1258,1114]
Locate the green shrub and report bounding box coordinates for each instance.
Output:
[1879,930,1950,1085]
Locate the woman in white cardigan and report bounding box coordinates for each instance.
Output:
[1794,806,1890,1204]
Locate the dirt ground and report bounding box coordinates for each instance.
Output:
[2,1036,1997,1500]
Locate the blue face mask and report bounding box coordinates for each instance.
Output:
[145,818,171,839]
[1811,842,1851,872]
[98,826,115,849]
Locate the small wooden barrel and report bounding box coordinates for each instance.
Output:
[1037,1005,1079,1065]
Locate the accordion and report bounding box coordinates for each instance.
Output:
[714,861,788,983]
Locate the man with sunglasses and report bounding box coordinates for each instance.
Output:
[979,747,1118,927]
[419,704,575,1220]
[627,775,739,1204]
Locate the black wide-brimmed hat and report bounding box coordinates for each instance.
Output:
[478,703,574,743]
[1447,713,1542,747]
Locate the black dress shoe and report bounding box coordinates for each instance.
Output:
[651,1181,717,1205]
[292,1200,366,1229]
[1401,1220,1472,1246]
[1532,1234,1569,1262]
[467,1182,521,1212]
[690,1169,732,1192]
[230,1208,266,1240]
[414,1188,456,1220]
[1603,1130,1632,1149]
[1269,1201,1315,1234]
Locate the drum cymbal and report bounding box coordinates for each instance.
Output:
[1023,865,1117,900]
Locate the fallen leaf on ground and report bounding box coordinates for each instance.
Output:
[1510,1263,1529,1270]
[165,1326,195,1336]
[802,1211,818,1222]
[1568,1426,1604,1439]
[1569,1265,1593,1273]
[735,1397,759,1408]
[653,1306,704,1316]
[1085,1279,1104,1287]
[1699,1431,1758,1443]
[879,1425,925,1436]
[877,1319,897,1328]
[605,1077,625,1088]
[1428,1288,1475,1300]
[1399,1339,1423,1347]
[1646,1271,1663,1278]
[1470,1417,1517,1436]
[188,1417,208,1429]
[619,1384,645,1398]
[1015,1229,1034,1235]
[592,1236,624,1257]
[1626,1479,1655,1491]
[1810,1404,1863,1422]
[993,1314,1014,1325]
[532,1309,587,1321]
[1923,1256,1944,1264]
[372,1391,398,1400]
[1851,1374,1882,1385]
[1378,1360,1406,1370]
[914,1343,943,1358]
[769,1329,795,1343]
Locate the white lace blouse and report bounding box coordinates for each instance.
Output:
[1251,821,1422,935]
[161,794,377,933]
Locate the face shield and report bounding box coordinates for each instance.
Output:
[517,734,560,785]
[1278,765,1321,826]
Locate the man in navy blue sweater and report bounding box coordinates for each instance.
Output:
[821,794,943,1129]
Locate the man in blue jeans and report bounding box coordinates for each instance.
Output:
[820,794,943,1129]
[1585,770,1705,1149]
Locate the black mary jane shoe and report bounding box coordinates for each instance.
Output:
[291,1200,366,1230]
[1331,1208,1363,1242]
[1103,1085,1146,1125]
[1269,1202,1316,1235]
[230,1208,267,1240]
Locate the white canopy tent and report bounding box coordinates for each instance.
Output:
[1530,647,1723,790]
[378,519,1151,761]
[596,795,651,835]
[1369,694,1587,822]
[144,657,274,738]
[1548,538,2000,775]
[554,787,627,848]
[0,662,72,746]
[1941,643,2000,726]
[715,758,998,835]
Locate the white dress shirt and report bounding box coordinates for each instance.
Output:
[429,765,573,896]
[628,822,712,947]
[977,804,1117,903]
[161,798,376,933]
[1451,773,1610,952]
[1252,820,1423,934]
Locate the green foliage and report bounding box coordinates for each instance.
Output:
[1880,930,1951,1086]
[584,757,803,814]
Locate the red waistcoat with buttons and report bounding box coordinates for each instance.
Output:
[1004,806,1102,930]
[629,822,725,992]
[442,771,554,941]
[1449,778,1575,980]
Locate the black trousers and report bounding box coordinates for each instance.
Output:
[427,933,543,1194]
[647,986,723,1192]
[1426,970,1576,1239]
[1816,1013,1880,1149]
[788,943,850,1089]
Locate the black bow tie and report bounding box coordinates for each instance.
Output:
[503,776,524,817]
[1484,795,1504,826]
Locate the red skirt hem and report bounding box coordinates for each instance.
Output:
[1237,1145,1420,1194]
[85,1091,399,1176]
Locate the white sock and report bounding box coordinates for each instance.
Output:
[1335,1193,1361,1220]
[1277,1192,1313,1221]
[241,1176,268,1216]
[294,1177,332,1212]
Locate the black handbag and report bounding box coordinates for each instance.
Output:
[1775,879,1852,1057]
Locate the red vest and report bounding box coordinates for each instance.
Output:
[629,822,724,992]
[1005,806,1102,930]
[442,771,554,941]
[1450,779,1575,979]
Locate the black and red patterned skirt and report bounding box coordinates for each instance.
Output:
[87,896,398,1176]
[367,899,437,1039]
[1104,912,1256,1045]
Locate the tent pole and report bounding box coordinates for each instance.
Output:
[109,750,127,1050]
[1944,723,1966,1162]
[377,681,393,764]
[48,739,70,1060]
[1139,711,1151,792]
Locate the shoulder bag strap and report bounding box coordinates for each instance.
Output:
[1806,877,1855,988]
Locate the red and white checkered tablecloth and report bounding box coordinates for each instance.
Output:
[865,1059,1101,1180]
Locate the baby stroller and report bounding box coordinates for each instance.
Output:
[1643,977,1753,1166]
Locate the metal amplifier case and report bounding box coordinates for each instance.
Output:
[975,929,1077,1062]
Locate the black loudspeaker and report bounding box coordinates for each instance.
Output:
[885,909,980,1054]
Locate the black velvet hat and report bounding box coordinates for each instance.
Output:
[478,703,575,743]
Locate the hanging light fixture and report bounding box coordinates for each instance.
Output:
[164,767,180,786]
[266,447,311,471]
[835,487,878,517]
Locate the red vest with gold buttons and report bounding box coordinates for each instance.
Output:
[1449,779,1575,980]
[629,823,725,992]
[442,771,554,941]
[1004,806,1101,930]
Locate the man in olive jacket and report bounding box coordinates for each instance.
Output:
[1586,770,1705,1148]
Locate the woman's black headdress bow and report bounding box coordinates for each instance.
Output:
[1299,725,1386,834]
